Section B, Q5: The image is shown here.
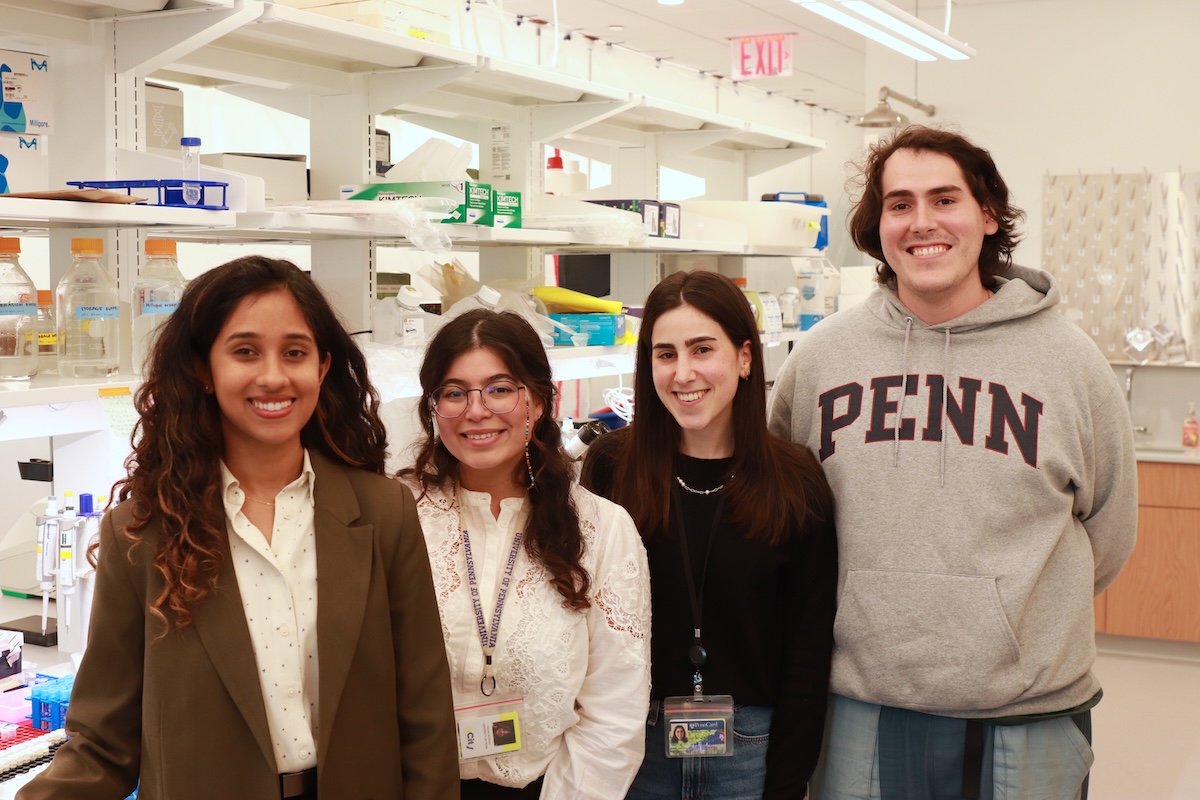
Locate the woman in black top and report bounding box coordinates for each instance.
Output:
[582,269,837,799]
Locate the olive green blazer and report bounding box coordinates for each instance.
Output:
[18,453,459,800]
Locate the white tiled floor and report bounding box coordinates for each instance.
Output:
[1090,634,1200,800]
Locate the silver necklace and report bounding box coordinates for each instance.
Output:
[675,473,733,496]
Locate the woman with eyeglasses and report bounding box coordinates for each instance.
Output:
[401,308,652,800]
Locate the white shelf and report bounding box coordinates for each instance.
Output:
[0,197,236,232]
[0,374,136,408]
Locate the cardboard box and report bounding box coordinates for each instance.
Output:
[200,152,308,203]
[0,132,49,193]
[493,190,522,228]
[549,313,626,346]
[661,202,681,238]
[0,50,53,134]
[305,0,451,45]
[145,82,185,159]
[341,180,492,225]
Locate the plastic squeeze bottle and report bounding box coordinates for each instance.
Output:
[1184,402,1199,452]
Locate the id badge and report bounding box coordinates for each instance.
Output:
[454,696,525,762]
[663,694,734,758]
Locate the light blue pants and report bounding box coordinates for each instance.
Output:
[625,703,772,800]
[810,695,1094,800]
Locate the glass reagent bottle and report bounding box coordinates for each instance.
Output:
[0,237,39,379]
[131,239,187,375]
[56,238,120,378]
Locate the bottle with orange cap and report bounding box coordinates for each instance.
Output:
[56,237,120,378]
[0,237,39,379]
[131,239,187,376]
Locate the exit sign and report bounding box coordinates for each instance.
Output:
[730,33,794,81]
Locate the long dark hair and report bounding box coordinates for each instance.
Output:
[849,125,1025,289]
[609,270,832,545]
[402,309,590,610]
[115,256,387,629]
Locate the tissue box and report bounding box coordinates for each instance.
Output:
[0,50,52,134]
[342,180,492,225]
[0,132,48,193]
[145,82,185,159]
[304,0,452,44]
[493,190,522,228]
[550,313,626,346]
[201,152,308,203]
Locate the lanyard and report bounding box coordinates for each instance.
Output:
[670,484,725,696]
[462,527,524,697]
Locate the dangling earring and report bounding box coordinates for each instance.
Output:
[523,392,536,489]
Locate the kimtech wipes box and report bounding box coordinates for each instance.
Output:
[0,50,53,134]
[342,180,492,225]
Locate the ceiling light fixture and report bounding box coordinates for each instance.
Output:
[855,86,935,128]
[796,0,974,61]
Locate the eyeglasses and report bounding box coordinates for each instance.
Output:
[430,381,527,418]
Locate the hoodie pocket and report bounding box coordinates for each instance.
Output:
[834,569,1026,712]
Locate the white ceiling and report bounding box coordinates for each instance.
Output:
[506,0,1007,118]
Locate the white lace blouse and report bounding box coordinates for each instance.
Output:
[412,481,651,798]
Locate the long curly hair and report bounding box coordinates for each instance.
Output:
[114,256,387,630]
[401,309,590,610]
[849,125,1025,290]
[606,270,833,545]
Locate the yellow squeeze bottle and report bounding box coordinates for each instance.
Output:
[533,286,624,315]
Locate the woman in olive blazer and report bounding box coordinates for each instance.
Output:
[18,257,458,800]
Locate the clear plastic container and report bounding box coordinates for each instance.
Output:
[180,136,202,206]
[56,238,120,378]
[131,239,187,376]
[395,285,443,348]
[0,237,39,379]
[36,289,57,374]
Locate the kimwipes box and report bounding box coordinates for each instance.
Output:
[341,180,493,225]
[0,50,53,135]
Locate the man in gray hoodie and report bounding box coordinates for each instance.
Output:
[769,127,1137,800]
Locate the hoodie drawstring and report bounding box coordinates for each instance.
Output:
[940,327,950,487]
[893,317,914,467]
[893,319,951,486]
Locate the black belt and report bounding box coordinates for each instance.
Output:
[280,767,317,799]
[962,711,1091,800]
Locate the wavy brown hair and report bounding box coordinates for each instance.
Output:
[401,309,590,610]
[849,125,1025,290]
[602,270,832,545]
[113,256,387,631]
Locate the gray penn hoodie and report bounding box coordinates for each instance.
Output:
[768,265,1137,718]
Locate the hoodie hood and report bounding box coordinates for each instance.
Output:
[866,264,1060,333]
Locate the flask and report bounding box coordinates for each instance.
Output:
[131,239,187,376]
[180,136,202,206]
[0,237,39,379]
[1184,402,1199,452]
[36,290,57,373]
[56,238,120,378]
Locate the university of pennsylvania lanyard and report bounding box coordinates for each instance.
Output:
[462,527,524,697]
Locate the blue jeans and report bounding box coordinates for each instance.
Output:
[625,702,773,799]
[810,694,1093,800]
